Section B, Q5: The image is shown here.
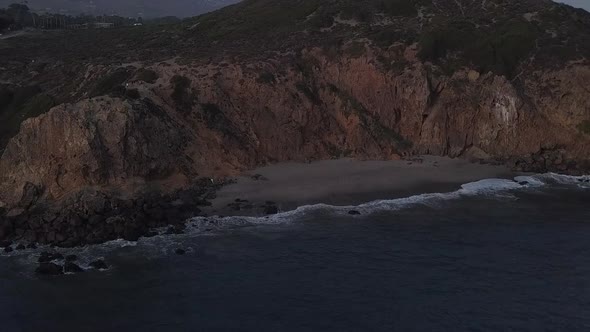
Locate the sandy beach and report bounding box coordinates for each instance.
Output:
[205,156,515,216]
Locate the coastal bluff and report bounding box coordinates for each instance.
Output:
[1,0,590,246]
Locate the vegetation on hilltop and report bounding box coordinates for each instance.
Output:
[0,0,589,146]
[0,85,55,149]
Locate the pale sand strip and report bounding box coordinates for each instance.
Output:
[205,156,514,216]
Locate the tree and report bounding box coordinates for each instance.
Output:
[7,3,30,28]
[0,10,13,31]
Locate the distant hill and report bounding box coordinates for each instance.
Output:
[0,0,239,17]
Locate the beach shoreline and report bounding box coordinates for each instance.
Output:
[204,156,517,217]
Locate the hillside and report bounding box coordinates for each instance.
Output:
[1,0,590,246]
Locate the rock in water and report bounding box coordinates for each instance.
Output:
[264,205,279,215]
[65,255,78,262]
[4,246,13,253]
[89,259,109,270]
[35,263,64,276]
[175,248,186,255]
[64,262,84,273]
[38,251,64,263]
[348,210,361,215]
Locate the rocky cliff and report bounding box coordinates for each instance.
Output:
[0,0,589,245]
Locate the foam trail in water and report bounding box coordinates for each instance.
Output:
[184,177,548,232]
[532,173,590,187]
[1,173,588,263]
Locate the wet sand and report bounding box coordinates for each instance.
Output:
[205,156,515,216]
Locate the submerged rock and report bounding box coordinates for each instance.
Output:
[38,251,64,263]
[64,262,84,273]
[264,205,278,215]
[89,259,109,270]
[65,255,78,262]
[35,263,64,276]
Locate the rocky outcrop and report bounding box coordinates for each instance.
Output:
[0,180,223,247]
[0,97,189,207]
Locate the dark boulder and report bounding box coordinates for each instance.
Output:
[65,254,78,262]
[18,182,44,210]
[38,251,64,263]
[88,215,104,226]
[4,246,13,253]
[175,248,186,255]
[264,205,279,215]
[64,262,84,273]
[89,259,109,270]
[27,243,37,249]
[143,231,158,238]
[519,181,529,185]
[348,210,361,215]
[35,263,64,276]
[15,243,26,250]
[251,174,269,181]
[165,226,184,235]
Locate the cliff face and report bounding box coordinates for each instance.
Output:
[2,45,589,210]
[1,0,590,215]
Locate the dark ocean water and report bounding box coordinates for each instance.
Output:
[1,174,589,331]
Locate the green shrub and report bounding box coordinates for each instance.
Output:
[307,9,335,29]
[296,82,320,104]
[378,0,418,17]
[344,41,366,58]
[19,94,55,117]
[90,69,132,97]
[135,68,159,83]
[170,75,194,110]
[577,120,590,135]
[418,19,539,78]
[125,88,141,99]
[0,89,54,149]
[370,26,404,48]
[256,72,277,85]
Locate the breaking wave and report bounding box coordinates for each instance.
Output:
[183,173,589,233]
[1,172,588,265]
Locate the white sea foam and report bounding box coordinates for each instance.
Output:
[182,173,588,231]
[532,173,590,187]
[1,172,587,265]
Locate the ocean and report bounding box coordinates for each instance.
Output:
[1,174,589,331]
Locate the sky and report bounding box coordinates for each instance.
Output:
[557,0,590,12]
[1,0,588,18]
[0,0,239,18]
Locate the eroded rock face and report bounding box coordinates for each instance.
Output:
[0,98,188,207]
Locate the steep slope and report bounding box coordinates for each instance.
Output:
[0,0,589,245]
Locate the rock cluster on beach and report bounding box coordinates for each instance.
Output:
[33,251,109,276]
[0,178,227,247]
